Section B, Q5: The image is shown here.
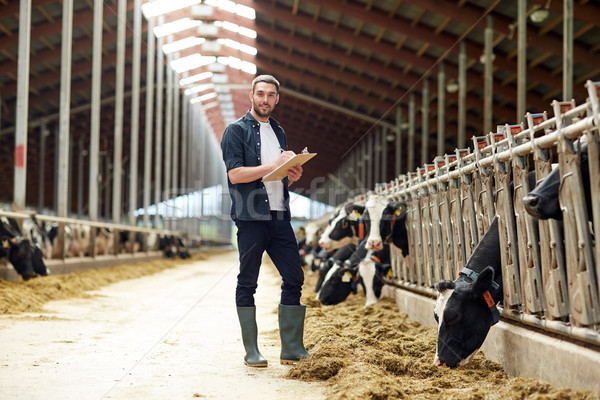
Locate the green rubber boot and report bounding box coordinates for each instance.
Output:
[279,304,310,364]
[236,306,268,367]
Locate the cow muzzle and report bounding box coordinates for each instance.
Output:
[367,239,383,251]
[523,194,543,219]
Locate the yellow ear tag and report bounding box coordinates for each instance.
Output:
[348,210,359,221]
[342,271,353,282]
[395,208,401,216]
[387,269,393,277]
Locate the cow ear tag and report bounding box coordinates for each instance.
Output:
[387,269,393,278]
[348,210,360,221]
[342,271,353,282]
[395,208,401,216]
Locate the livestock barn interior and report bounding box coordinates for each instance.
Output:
[1,0,600,398]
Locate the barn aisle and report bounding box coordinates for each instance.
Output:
[0,251,326,400]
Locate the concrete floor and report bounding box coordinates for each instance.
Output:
[0,251,326,400]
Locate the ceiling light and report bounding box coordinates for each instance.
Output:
[180,71,213,86]
[142,0,201,18]
[530,8,550,23]
[198,92,218,102]
[163,37,205,54]
[184,83,215,95]
[446,80,459,93]
[153,18,201,38]
[170,54,216,73]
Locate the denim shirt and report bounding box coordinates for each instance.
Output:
[221,111,291,221]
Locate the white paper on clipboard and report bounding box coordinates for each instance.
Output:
[261,152,317,182]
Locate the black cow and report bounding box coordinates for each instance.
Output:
[433,170,538,368]
[1,217,48,280]
[523,141,597,221]
[433,217,501,368]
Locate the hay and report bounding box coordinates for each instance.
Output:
[0,253,208,315]
[289,272,600,400]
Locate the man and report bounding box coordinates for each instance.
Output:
[221,75,310,367]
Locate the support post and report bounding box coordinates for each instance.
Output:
[518,0,527,121]
[13,0,32,211]
[437,64,445,157]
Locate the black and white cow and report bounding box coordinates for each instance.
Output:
[433,216,501,368]
[22,216,52,259]
[1,217,48,280]
[317,194,409,307]
[315,243,356,294]
[317,241,393,306]
[359,194,409,306]
[523,141,597,221]
[317,204,362,252]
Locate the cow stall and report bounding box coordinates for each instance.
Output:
[348,80,600,391]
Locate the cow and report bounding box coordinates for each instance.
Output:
[433,216,501,368]
[317,194,408,307]
[523,141,597,221]
[358,194,409,306]
[118,231,144,253]
[159,235,190,259]
[45,223,76,258]
[433,170,538,368]
[1,217,48,280]
[317,241,392,306]
[317,204,362,252]
[95,227,114,255]
[317,244,360,305]
[315,243,356,293]
[22,216,52,258]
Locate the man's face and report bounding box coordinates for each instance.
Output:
[250,82,279,119]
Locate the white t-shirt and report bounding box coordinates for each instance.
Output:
[259,121,285,211]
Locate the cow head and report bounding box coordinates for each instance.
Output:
[4,237,38,280]
[304,222,324,247]
[317,262,359,305]
[522,165,562,220]
[363,195,407,252]
[524,141,596,222]
[433,266,498,368]
[318,204,364,251]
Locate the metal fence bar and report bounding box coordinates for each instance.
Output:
[382,80,600,345]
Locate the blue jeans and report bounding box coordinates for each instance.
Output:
[235,211,304,307]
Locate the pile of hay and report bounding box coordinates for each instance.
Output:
[0,253,208,315]
[289,272,598,400]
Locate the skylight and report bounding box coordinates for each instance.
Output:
[180,71,214,86]
[204,0,256,19]
[163,37,206,55]
[153,18,202,38]
[170,54,217,73]
[142,0,201,19]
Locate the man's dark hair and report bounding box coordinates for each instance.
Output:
[252,74,280,93]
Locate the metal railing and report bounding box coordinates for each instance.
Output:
[374,80,600,346]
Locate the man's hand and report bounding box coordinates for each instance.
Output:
[286,164,303,184]
[275,150,296,166]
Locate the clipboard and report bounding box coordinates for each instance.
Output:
[262,152,317,182]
